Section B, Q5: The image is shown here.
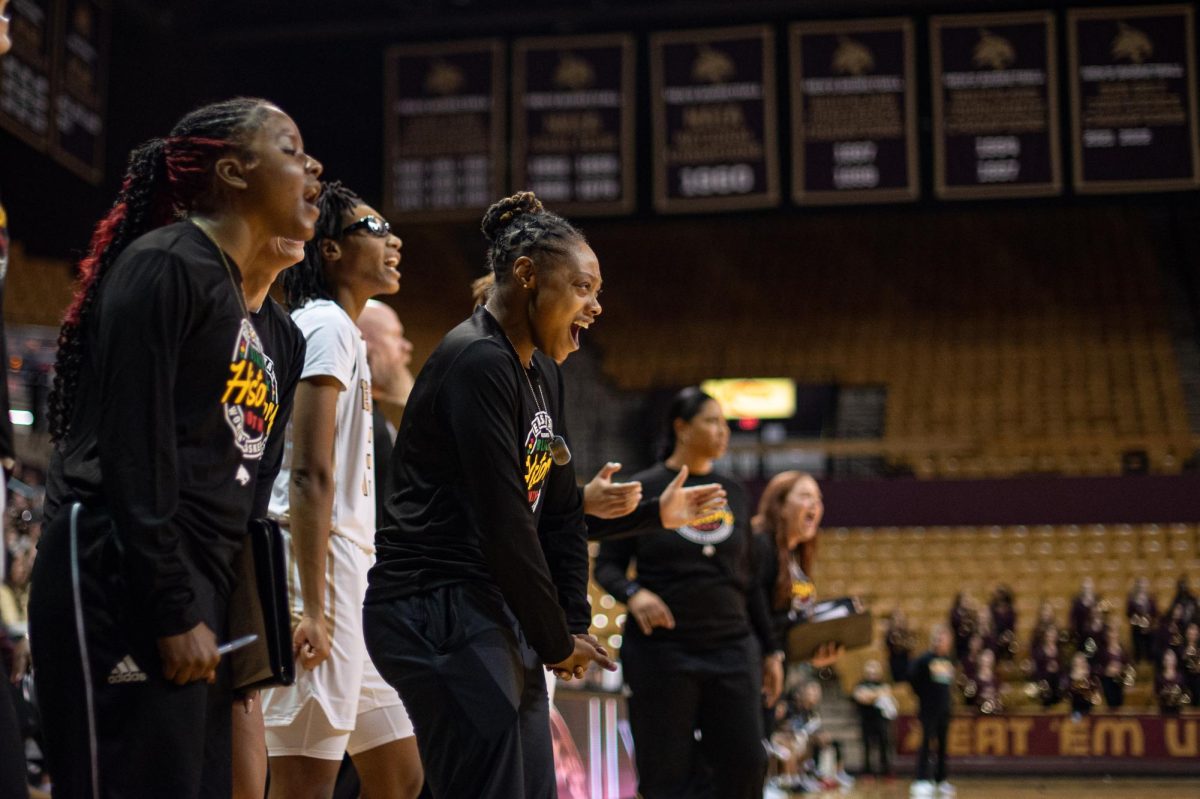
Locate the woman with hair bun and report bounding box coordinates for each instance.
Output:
[364,191,615,798]
[27,97,322,798]
[594,387,783,799]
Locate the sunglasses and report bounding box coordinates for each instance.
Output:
[339,215,391,238]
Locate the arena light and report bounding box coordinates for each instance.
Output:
[701,377,796,420]
[8,410,34,427]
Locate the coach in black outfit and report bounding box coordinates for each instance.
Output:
[364,192,614,799]
[594,387,782,799]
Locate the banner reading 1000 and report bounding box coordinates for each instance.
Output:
[650,25,780,213]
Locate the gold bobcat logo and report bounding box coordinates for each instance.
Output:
[832,36,874,76]
[553,52,594,90]
[692,45,735,84]
[1112,22,1152,64]
[425,60,465,95]
[973,29,1016,70]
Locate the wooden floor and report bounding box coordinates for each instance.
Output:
[806,776,1198,798]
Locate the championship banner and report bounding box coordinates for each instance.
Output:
[931,11,1061,199]
[383,39,505,220]
[789,18,917,204]
[0,0,57,152]
[1068,4,1200,193]
[650,25,779,213]
[896,714,1200,773]
[512,34,635,216]
[49,0,109,184]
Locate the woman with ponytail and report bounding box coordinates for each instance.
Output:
[28,98,322,798]
[593,387,782,799]
[364,191,615,797]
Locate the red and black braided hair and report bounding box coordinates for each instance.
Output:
[48,97,274,441]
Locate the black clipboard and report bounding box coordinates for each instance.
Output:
[785,597,873,662]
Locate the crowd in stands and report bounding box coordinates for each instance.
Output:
[878,575,1200,719]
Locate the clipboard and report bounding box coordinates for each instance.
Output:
[785,597,874,662]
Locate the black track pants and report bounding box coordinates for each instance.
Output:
[28,503,232,799]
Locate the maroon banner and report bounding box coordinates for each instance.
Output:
[650,25,780,213]
[896,714,1200,770]
[789,18,918,205]
[383,39,505,220]
[49,0,108,184]
[512,34,635,216]
[1068,4,1200,193]
[0,0,57,152]
[931,11,1061,199]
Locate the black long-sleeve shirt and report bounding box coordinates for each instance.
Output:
[366,307,588,665]
[909,650,955,720]
[753,529,817,649]
[44,222,304,637]
[593,464,777,653]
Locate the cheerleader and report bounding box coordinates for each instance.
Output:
[1079,606,1109,663]
[1156,649,1191,716]
[1095,628,1133,709]
[1029,601,1057,654]
[1126,577,1158,663]
[1180,622,1200,705]
[1064,653,1101,720]
[1027,625,1063,707]
[949,592,978,662]
[988,585,1017,662]
[1155,604,1186,663]
[1069,578,1098,646]
[963,649,1003,715]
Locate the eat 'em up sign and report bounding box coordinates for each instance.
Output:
[651,25,780,213]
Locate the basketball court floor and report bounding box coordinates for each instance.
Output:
[814,777,1197,798]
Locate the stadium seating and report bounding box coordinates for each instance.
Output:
[587,523,1200,713]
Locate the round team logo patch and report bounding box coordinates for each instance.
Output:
[675,505,734,546]
[221,319,279,460]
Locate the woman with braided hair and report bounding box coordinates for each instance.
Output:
[27,97,322,798]
[364,191,615,798]
[258,181,421,799]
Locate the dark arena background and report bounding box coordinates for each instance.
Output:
[2,1,1199,797]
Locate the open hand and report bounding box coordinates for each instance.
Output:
[584,462,643,519]
[658,466,727,528]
